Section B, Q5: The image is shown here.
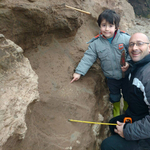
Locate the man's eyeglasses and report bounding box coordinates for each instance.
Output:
[129,41,149,48]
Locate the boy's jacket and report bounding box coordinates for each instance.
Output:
[75,29,131,80]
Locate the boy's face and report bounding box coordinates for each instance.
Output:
[100,19,116,38]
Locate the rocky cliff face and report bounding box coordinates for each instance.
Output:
[0,0,135,150]
[0,34,39,150]
[128,0,150,18]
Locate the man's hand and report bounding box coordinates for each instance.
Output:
[70,73,81,83]
[121,62,129,72]
[114,121,125,138]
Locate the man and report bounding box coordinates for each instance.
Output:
[100,33,150,150]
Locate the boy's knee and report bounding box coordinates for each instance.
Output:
[109,93,121,103]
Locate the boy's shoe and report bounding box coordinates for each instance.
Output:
[113,101,120,117]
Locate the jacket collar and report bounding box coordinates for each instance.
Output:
[129,54,150,72]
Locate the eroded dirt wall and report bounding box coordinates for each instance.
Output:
[1,0,135,150]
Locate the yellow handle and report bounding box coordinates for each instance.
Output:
[65,5,91,15]
[68,119,117,126]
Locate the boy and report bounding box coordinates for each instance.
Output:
[71,9,130,117]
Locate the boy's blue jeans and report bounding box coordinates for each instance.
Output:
[106,77,128,103]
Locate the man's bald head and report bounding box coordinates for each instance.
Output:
[128,33,150,62]
[130,33,149,43]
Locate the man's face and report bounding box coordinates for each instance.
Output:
[128,33,150,62]
[100,19,116,39]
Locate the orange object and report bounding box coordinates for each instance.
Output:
[124,117,132,123]
[120,50,126,66]
[118,44,124,50]
[120,50,126,78]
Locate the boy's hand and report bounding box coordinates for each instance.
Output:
[121,62,129,72]
[70,73,81,83]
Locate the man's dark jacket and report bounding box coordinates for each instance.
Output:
[124,54,150,148]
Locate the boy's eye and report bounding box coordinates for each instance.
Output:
[110,24,115,27]
[101,24,114,28]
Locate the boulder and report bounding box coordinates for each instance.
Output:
[0,34,39,149]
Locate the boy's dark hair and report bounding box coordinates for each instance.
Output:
[97,9,120,29]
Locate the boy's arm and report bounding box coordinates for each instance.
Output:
[124,33,131,62]
[121,62,129,72]
[70,73,81,83]
[75,43,97,76]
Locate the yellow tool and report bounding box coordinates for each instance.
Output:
[68,119,117,126]
[65,4,91,15]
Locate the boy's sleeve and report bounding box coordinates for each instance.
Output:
[125,34,131,62]
[75,43,97,76]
